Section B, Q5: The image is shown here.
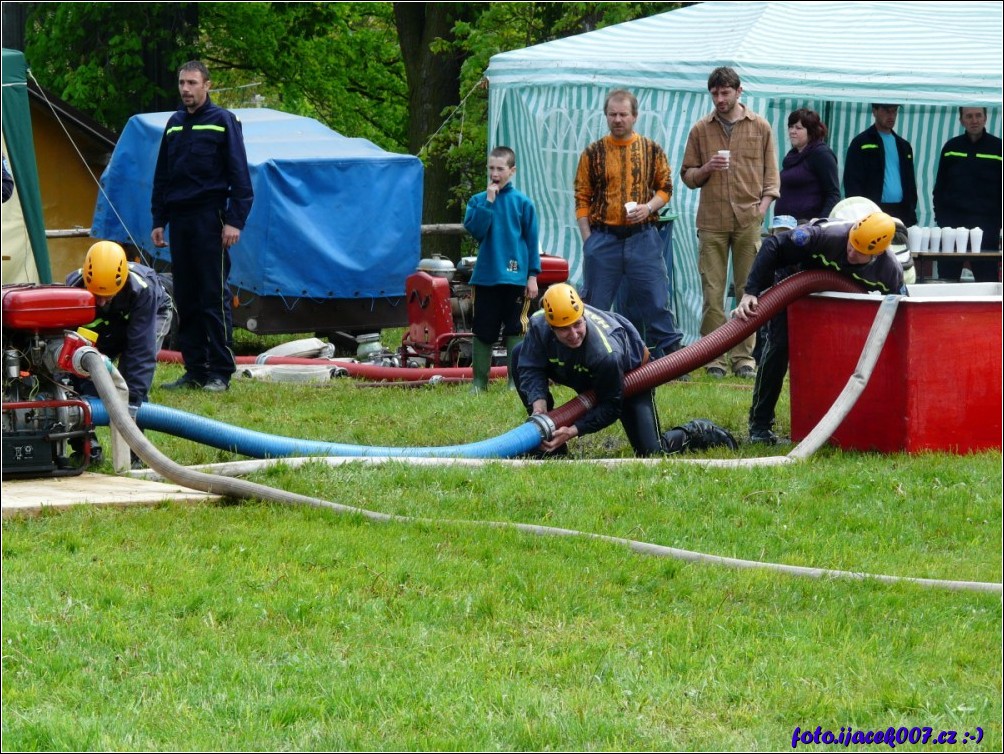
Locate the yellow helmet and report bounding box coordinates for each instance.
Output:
[83,241,128,296]
[541,283,584,327]
[849,212,895,256]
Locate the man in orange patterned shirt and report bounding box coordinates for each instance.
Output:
[573,89,684,358]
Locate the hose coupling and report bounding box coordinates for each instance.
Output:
[56,330,99,376]
[526,413,556,441]
[70,345,102,378]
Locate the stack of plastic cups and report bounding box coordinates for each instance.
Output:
[930,226,943,251]
[941,227,957,253]
[955,227,970,253]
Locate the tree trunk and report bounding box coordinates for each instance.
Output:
[144,3,200,114]
[394,2,473,259]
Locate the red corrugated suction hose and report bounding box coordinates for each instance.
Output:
[546,270,866,429]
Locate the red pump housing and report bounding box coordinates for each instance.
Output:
[400,253,570,368]
[2,285,95,332]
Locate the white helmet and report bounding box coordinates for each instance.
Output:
[829,196,881,223]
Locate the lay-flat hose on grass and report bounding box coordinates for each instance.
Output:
[83,349,1001,595]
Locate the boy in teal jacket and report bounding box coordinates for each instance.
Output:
[463,146,541,392]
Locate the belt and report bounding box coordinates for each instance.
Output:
[591,222,653,239]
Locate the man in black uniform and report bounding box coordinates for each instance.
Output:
[65,241,173,413]
[843,104,918,227]
[511,283,663,457]
[152,60,253,392]
[932,107,1002,283]
[734,213,905,445]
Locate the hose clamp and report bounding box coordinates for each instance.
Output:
[70,346,102,377]
[526,413,555,441]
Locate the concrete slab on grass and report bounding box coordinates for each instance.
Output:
[2,472,220,518]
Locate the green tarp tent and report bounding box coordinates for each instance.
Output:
[2,47,51,284]
[486,0,1003,341]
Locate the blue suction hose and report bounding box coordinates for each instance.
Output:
[89,271,863,459]
[87,400,551,459]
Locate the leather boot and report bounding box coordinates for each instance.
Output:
[470,338,492,394]
[504,336,523,390]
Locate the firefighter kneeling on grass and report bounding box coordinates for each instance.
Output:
[511,283,736,458]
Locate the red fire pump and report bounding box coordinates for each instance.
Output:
[2,284,99,479]
[399,253,569,368]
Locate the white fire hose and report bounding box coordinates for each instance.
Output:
[74,319,1000,595]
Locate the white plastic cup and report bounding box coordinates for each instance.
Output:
[624,201,638,213]
[717,149,731,169]
[920,227,931,251]
[930,227,943,251]
[955,227,970,253]
[970,227,984,251]
[941,226,957,252]
[907,225,922,251]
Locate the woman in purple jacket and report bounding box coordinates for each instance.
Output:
[774,109,840,223]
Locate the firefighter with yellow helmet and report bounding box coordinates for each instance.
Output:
[733,209,905,445]
[510,283,665,457]
[65,241,174,413]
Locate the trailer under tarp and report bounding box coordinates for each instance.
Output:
[92,108,423,336]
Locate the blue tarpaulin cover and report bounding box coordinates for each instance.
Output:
[92,108,423,299]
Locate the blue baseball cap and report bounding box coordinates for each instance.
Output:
[770,215,798,231]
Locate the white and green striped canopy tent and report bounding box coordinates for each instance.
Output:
[486,1,1003,342]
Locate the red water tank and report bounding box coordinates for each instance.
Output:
[788,288,1002,453]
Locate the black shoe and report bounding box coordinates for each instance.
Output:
[162,374,204,390]
[735,366,756,379]
[706,367,726,379]
[203,378,229,392]
[749,428,780,445]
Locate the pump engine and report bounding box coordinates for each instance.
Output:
[2,284,98,478]
[399,253,569,368]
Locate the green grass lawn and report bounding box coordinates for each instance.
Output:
[3,356,1001,750]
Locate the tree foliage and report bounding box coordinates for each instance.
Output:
[24,2,408,151]
[198,3,407,151]
[23,2,199,127]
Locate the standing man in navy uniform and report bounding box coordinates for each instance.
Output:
[152,60,253,392]
[932,107,1002,283]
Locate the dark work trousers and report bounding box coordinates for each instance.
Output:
[510,342,664,457]
[748,312,789,432]
[169,207,236,382]
[582,226,683,356]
